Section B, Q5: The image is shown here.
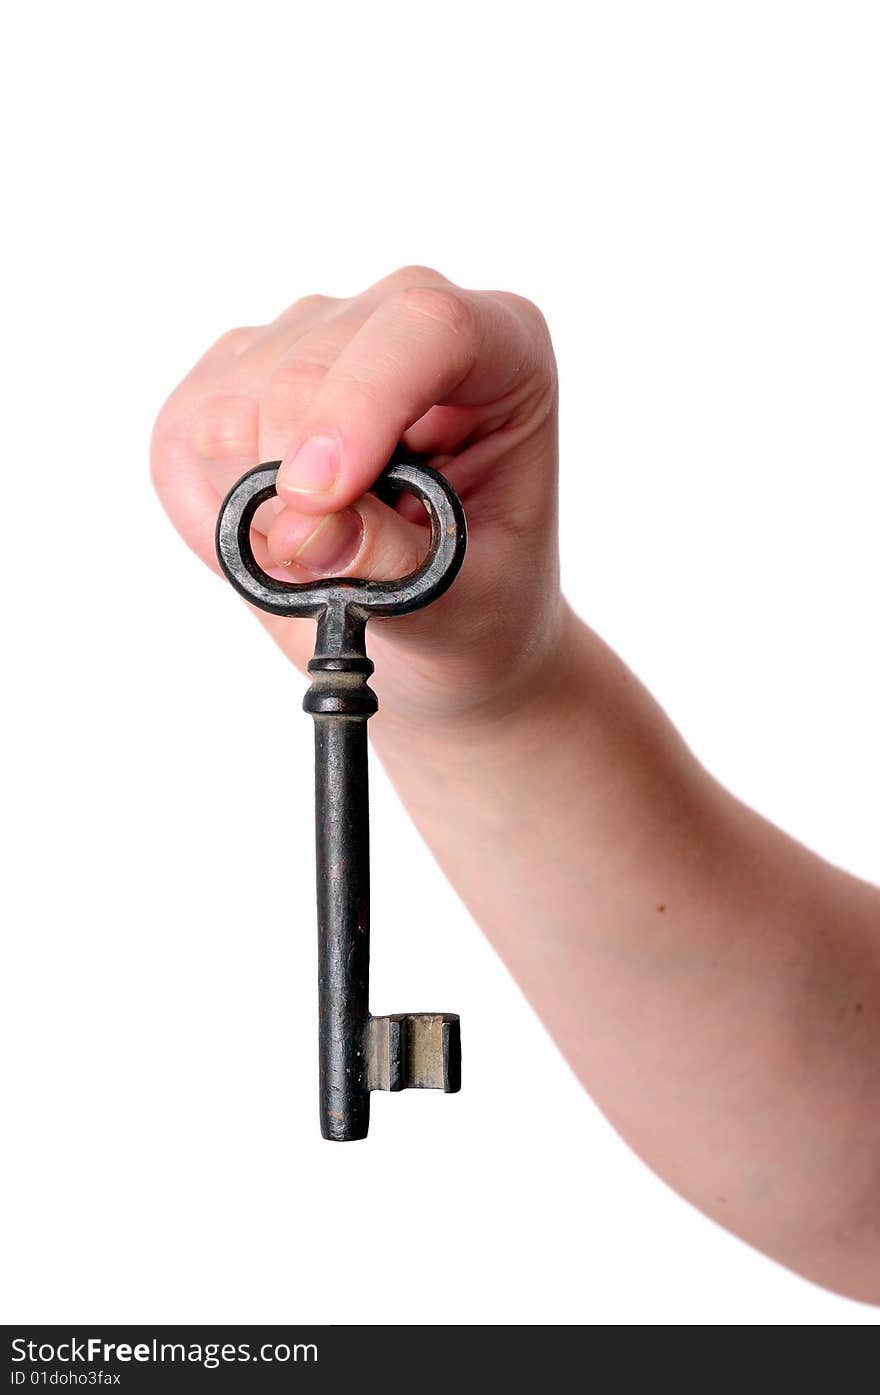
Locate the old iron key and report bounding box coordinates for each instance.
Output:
[215,453,467,1140]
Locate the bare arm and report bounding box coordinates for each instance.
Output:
[151,266,880,1302]
[374,609,880,1302]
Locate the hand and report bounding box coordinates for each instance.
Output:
[151,266,561,725]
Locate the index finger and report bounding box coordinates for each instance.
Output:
[273,283,544,513]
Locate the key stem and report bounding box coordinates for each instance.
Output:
[304,603,377,1141]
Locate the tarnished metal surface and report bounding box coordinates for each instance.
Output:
[215,452,466,1140]
[368,1014,461,1093]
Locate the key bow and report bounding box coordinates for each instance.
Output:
[215,452,466,637]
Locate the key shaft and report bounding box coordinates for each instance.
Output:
[305,624,377,1139]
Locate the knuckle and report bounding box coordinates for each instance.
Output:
[393,283,474,337]
[189,392,257,460]
[289,292,337,318]
[389,263,449,287]
[332,369,390,410]
[261,359,327,418]
[213,325,260,356]
[497,290,550,334]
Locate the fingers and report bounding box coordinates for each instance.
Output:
[255,268,455,463]
[150,301,335,562]
[264,493,428,584]
[156,271,453,504]
[273,285,541,514]
[152,268,554,591]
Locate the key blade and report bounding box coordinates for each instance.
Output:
[368,1013,461,1094]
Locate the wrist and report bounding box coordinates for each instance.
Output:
[371,599,710,852]
[371,599,591,758]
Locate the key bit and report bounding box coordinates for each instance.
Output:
[215,452,467,1140]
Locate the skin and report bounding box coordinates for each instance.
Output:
[151,265,880,1303]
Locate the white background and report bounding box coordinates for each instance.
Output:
[2,1,878,1325]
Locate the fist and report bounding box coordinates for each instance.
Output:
[151,266,561,723]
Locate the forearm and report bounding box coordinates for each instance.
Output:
[372,605,880,1300]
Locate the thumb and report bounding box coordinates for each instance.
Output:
[264,492,428,585]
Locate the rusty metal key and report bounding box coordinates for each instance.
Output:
[215,453,467,1140]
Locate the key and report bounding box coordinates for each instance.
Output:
[215,452,467,1140]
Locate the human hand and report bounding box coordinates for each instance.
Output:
[151,266,561,726]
